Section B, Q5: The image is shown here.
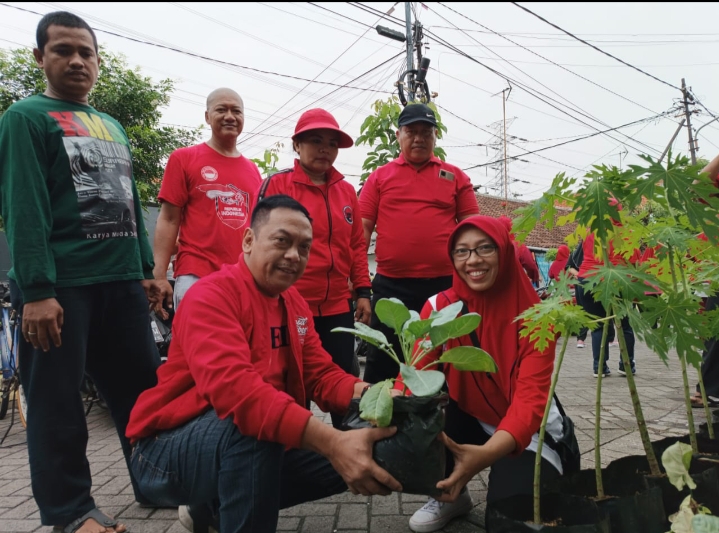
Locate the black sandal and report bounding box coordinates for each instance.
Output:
[53,508,123,533]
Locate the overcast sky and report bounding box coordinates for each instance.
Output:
[2,2,719,200]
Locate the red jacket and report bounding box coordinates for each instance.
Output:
[126,259,361,449]
[259,160,371,316]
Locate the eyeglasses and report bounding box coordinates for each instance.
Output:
[452,245,498,261]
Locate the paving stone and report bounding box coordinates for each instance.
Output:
[338,503,368,529]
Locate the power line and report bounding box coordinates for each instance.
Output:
[436,2,661,116]
[462,111,673,171]
[510,2,681,92]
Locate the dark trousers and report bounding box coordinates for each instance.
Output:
[10,280,161,526]
[363,274,452,384]
[578,278,634,373]
[131,409,347,533]
[313,305,358,429]
[697,295,719,397]
[444,400,561,504]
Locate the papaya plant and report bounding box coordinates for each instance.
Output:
[512,151,719,525]
[332,297,497,427]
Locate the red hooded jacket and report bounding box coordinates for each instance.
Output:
[407,215,555,453]
[126,259,361,449]
[258,160,371,316]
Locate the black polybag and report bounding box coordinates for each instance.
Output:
[341,393,448,497]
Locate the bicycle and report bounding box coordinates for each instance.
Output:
[0,298,28,444]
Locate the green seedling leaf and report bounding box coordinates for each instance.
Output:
[669,495,696,533]
[400,364,445,397]
[359,379,394,427]
[332,323,390,350]
[662,441,696,491]
[439,346,497,372]
[375,298,411,335]
[406,317,434,338]
[429,313,481,347]
[429,301,464,327]
[693,514,719,533]
[517,295,598,353]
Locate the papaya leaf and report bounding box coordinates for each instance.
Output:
[359,379,395,427]
[331,324,390,350]
[582,264,656,311]
[511,172,576,243]
[693,514,719,533]
[572,175,623,242]
[661,441,696,491]
[517,295,598,352]
[400,364,445,397]
[375,298,411,335]
[439,346,497,372]
[429,313,481,347]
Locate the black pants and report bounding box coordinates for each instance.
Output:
[697,295,719,397]
[10,280,161,526]
[444,400,561,504]
[363,274,452,384]
[313,305,358,429]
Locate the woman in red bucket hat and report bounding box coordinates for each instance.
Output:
[256,109,373,428]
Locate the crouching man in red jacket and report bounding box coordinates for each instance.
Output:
[126,194,401,533]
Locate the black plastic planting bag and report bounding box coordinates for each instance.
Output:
[341,394,448,497]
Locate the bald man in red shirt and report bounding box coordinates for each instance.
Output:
[359,103,480,383]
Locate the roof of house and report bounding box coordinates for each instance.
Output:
[476,193,577,250]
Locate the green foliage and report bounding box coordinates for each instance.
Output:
[354,96,449,183]
[544,248,558,262]
[512,172,576,243]
[251,142,284,178]
[332,297,497,427]
[0,47,201,205]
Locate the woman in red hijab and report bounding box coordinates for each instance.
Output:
[407,215,565,533]
[549,244,570,281]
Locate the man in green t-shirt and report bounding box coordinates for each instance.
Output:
[0,11,163,533]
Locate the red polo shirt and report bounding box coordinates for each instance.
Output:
[359,155,479,278]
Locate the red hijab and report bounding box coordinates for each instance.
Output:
[548,244,570,281]
[448,216,540,360]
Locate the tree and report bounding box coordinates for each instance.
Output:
[0,47,201,205]
[251,141,284,178]
[354,96,448,183]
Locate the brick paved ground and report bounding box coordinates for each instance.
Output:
[0,338,710,532]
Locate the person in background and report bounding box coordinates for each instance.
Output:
[126,195,401,533]
[359,103,480,384]
[498,216,540,287]
[404,215,564,533]
[548,244,570,282]
[0,11,162,532]
[256,108,372,428]
[152,87,262,314]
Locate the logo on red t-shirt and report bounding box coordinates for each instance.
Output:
[201,166,219,181]
[296,316,308,345]
[196,184,250,229]
[343,205,353,224]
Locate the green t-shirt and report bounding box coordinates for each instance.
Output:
[0,94,154,303]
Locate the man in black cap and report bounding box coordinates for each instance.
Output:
[358,103,480,384]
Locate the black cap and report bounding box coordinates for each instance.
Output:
[397,103,437,128]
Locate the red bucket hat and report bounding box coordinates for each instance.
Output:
[292,108,353,149]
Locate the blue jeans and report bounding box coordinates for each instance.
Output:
[130,410,348,533]
[578,278,635,373]
[10,280,160,526]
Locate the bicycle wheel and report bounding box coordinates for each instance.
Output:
[0,380,9,420]
[17,382,27,428]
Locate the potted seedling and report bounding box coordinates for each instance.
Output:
[332,297,497,496]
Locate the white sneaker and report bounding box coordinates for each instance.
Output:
[178,505,218,533]
[408,490,474,532]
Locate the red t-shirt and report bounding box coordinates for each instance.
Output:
[158,143,262,278]
[359,155,479,278]
[265,295,290,392]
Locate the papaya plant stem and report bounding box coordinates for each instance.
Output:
[697,371,715,439]
[533,334,570,525]
[600,245,660,476]
[594,320,610,500]
[668,250,699,451]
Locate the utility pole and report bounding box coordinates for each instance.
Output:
[405,2,415,102]
[501,86,512,199]
[681,78,697,165]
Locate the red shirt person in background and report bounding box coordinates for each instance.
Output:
[359,103,479,384]
[549,244,570,282]
[498,216,540,286]
[256,108,373,428]
[152,88,262,314]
